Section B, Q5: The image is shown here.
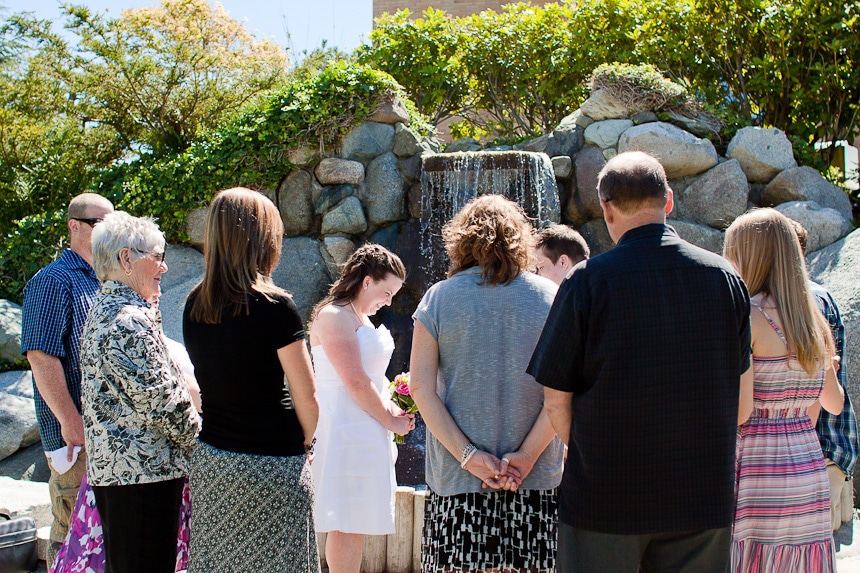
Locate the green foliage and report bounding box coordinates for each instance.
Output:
[590,63,692,111]
[0,210,67,303]
[104,61,425,241]
[357,8,469,125]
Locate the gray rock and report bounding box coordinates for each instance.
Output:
[807,229,860,482]
[774,201,853,253]
[0,443,50,482]
[287,147,316,166]
[397,153,424,184]
[580,89,639,121]
[341,122,395,162]
[321,197,368,235]
[367,97,410,125]
[551,156,572,179]
[278,170,317,237]
[668,220,724,254]
[0,393,38,461]
[748,183,767,206]
[271,236,332,324]
[0,371,33,399]
[407,182,422,219]
[361,152,408,228]
[446,138,483,153]
[0,300,22,365]
[665,110,722,138]
[315,185,355,215]
[763,166,854,222]
[321,236,356,279]
[602,148,618,160]
[545,120,585,158]
[677,159,749,229]
[578,218,615,256]
[392,124,424,157]
[514,134,550,153]
[315,158,365,185]
[564,147,606,225]
[0,476,51,528]
[584,119,633,149]
[618,122,719,179]
[184,208,208,249]
[158,244,205,343]
[258,188,277,207]
[632,111,659,125]
[726,126,796,183]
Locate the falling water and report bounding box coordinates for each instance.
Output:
[419,150,560,287]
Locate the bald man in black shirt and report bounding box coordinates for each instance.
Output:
[528,151,751,573]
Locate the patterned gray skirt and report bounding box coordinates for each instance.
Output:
[421,488,558,572]
[187,440,320,573]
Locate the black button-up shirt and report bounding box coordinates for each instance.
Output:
[528,223,751,534]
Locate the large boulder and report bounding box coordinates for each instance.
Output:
[0,371,33,399]
[278,170,317,237]
[552,156,572,180]
[578,218,614,256]
[762,166,854,222]
[314,158,365,185]
[676,159,749,229]
[0,392,38,461]
[320,197,368,235]
[544,111,586,158]
[618,122,719,179]
[315,185,356,215]
[159,244,205,343]
[0,477,51,528]
[807,229,860,486]
[726,126,796,183]
[564,147,606,225]
[321,237,356,279]
[392,124,425,158]
[446,138,483,153]
[513,134,550,153]
[775,201,853,253]
[341,122,395,162]
[361,152,408,228]
[668,220,724,254]
[665,110,722,138]
[580,89,643,121]
[184,208,208,249]
[272,237,332,324]
[366,97,410,125]
[0,300,22,366]
[584,119,633,150]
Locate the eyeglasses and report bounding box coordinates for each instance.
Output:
[72,217,104,227]
[132,248,166,263]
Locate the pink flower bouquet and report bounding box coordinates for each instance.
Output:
[389,372,419,444]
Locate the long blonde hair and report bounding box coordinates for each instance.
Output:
[188,187,287,324]
[723,208,833,374]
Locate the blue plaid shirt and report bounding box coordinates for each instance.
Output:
[20,248,100,452]
[811,281,859,477]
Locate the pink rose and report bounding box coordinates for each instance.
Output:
[395,382,410,396]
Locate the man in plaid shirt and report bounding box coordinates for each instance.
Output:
[20,193,113,548]
[792,220,859,547]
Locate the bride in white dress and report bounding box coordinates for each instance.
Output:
[309,244,415,573]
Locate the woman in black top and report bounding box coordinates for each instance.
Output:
[183,187,320,573]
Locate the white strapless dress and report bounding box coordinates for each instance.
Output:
[310,324,398,534]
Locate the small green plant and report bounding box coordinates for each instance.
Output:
[0,210,67,303]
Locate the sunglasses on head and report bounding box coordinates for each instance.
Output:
[72,217,104,227]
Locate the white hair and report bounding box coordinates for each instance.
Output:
[91,211,165,281]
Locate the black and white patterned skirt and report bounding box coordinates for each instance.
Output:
[421,488,558,572]
[187,440,320,573]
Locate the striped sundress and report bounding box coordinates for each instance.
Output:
[732,302,836,572]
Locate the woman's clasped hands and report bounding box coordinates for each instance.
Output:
[464,449,529,491]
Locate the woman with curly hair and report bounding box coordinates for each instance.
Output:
[410,194,565,572]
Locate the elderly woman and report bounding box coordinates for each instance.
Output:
[183,188,320,572]
[80,212,201,573]
[410,195,565,572]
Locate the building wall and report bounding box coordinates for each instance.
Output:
[374,0,553,19]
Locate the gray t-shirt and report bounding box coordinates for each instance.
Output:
[413,267,564,496]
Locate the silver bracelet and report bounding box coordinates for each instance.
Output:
[460,443,478,469]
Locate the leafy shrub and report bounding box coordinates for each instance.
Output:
[100,61,427,241]
[0,210,67,303]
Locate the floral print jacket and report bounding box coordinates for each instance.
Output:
[81,281,201,486]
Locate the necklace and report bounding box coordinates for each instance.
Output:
[350,301,363,322]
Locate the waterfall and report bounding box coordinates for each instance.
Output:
[418,150,560,287]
